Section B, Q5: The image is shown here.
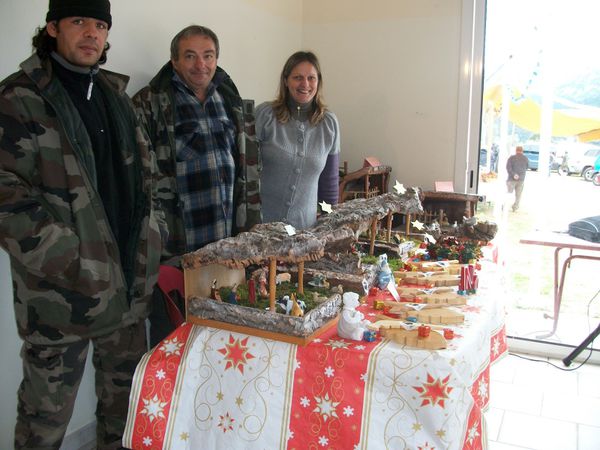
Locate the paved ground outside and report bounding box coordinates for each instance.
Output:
[477,169,600,346]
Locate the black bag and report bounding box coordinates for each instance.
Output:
[568,215,600,243]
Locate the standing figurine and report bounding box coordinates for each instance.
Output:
[308,273,330,289]
[290,294,304,317]
[210,279,222,301]
[226,284,239,305]
[247,279,257,305]
[258,269,269,298]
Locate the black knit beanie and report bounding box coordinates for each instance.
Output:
[46,0,112,29]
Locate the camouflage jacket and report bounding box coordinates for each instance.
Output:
[0,54,165,345]
[133,62,261,261]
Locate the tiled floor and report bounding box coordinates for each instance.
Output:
[487,352,600,450]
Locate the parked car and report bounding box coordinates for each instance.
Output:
[557,144,600,179]
[523,147,539,170]
[521,143,559,171]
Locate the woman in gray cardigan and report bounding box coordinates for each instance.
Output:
[255,51,340,230]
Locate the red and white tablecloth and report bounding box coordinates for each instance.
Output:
[124,277,506,450]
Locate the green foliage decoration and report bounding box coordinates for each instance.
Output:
[426,236,482,263]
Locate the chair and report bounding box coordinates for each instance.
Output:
[157,265,185,328]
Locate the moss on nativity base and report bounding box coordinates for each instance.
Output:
[217,282,333,314]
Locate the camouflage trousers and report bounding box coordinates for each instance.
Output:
[15,320,147,450]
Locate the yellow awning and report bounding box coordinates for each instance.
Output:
[483,84,600,142]
[577,128,600,143]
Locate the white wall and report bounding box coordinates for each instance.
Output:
[303,0,463,190]
[0,250,22,448]
[0,1,302,447]
[109,0,302,99]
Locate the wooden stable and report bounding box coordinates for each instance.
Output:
[393,190,481,236]
[420,191,480,223]
[338,162,392,203]
[181,227,338,346]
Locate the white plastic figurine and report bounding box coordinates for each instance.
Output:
[337,292,371,341]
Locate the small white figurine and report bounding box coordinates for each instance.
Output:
[337,292,371,341]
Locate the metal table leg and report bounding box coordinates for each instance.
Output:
[537,249,600,339]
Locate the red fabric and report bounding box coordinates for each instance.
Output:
[128,323,195,450]
[287,313,380,449]
[124,292,508,450]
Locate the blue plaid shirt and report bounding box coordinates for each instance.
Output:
[172,73,236,251]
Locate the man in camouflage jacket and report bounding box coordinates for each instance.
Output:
[0,1,164,448]
[133,25,261,344]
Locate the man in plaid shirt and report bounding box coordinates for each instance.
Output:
[133,25,261,344]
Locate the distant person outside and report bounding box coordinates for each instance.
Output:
[593,154,600,186]
[490,143,499,173]
[506,145,529,212]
